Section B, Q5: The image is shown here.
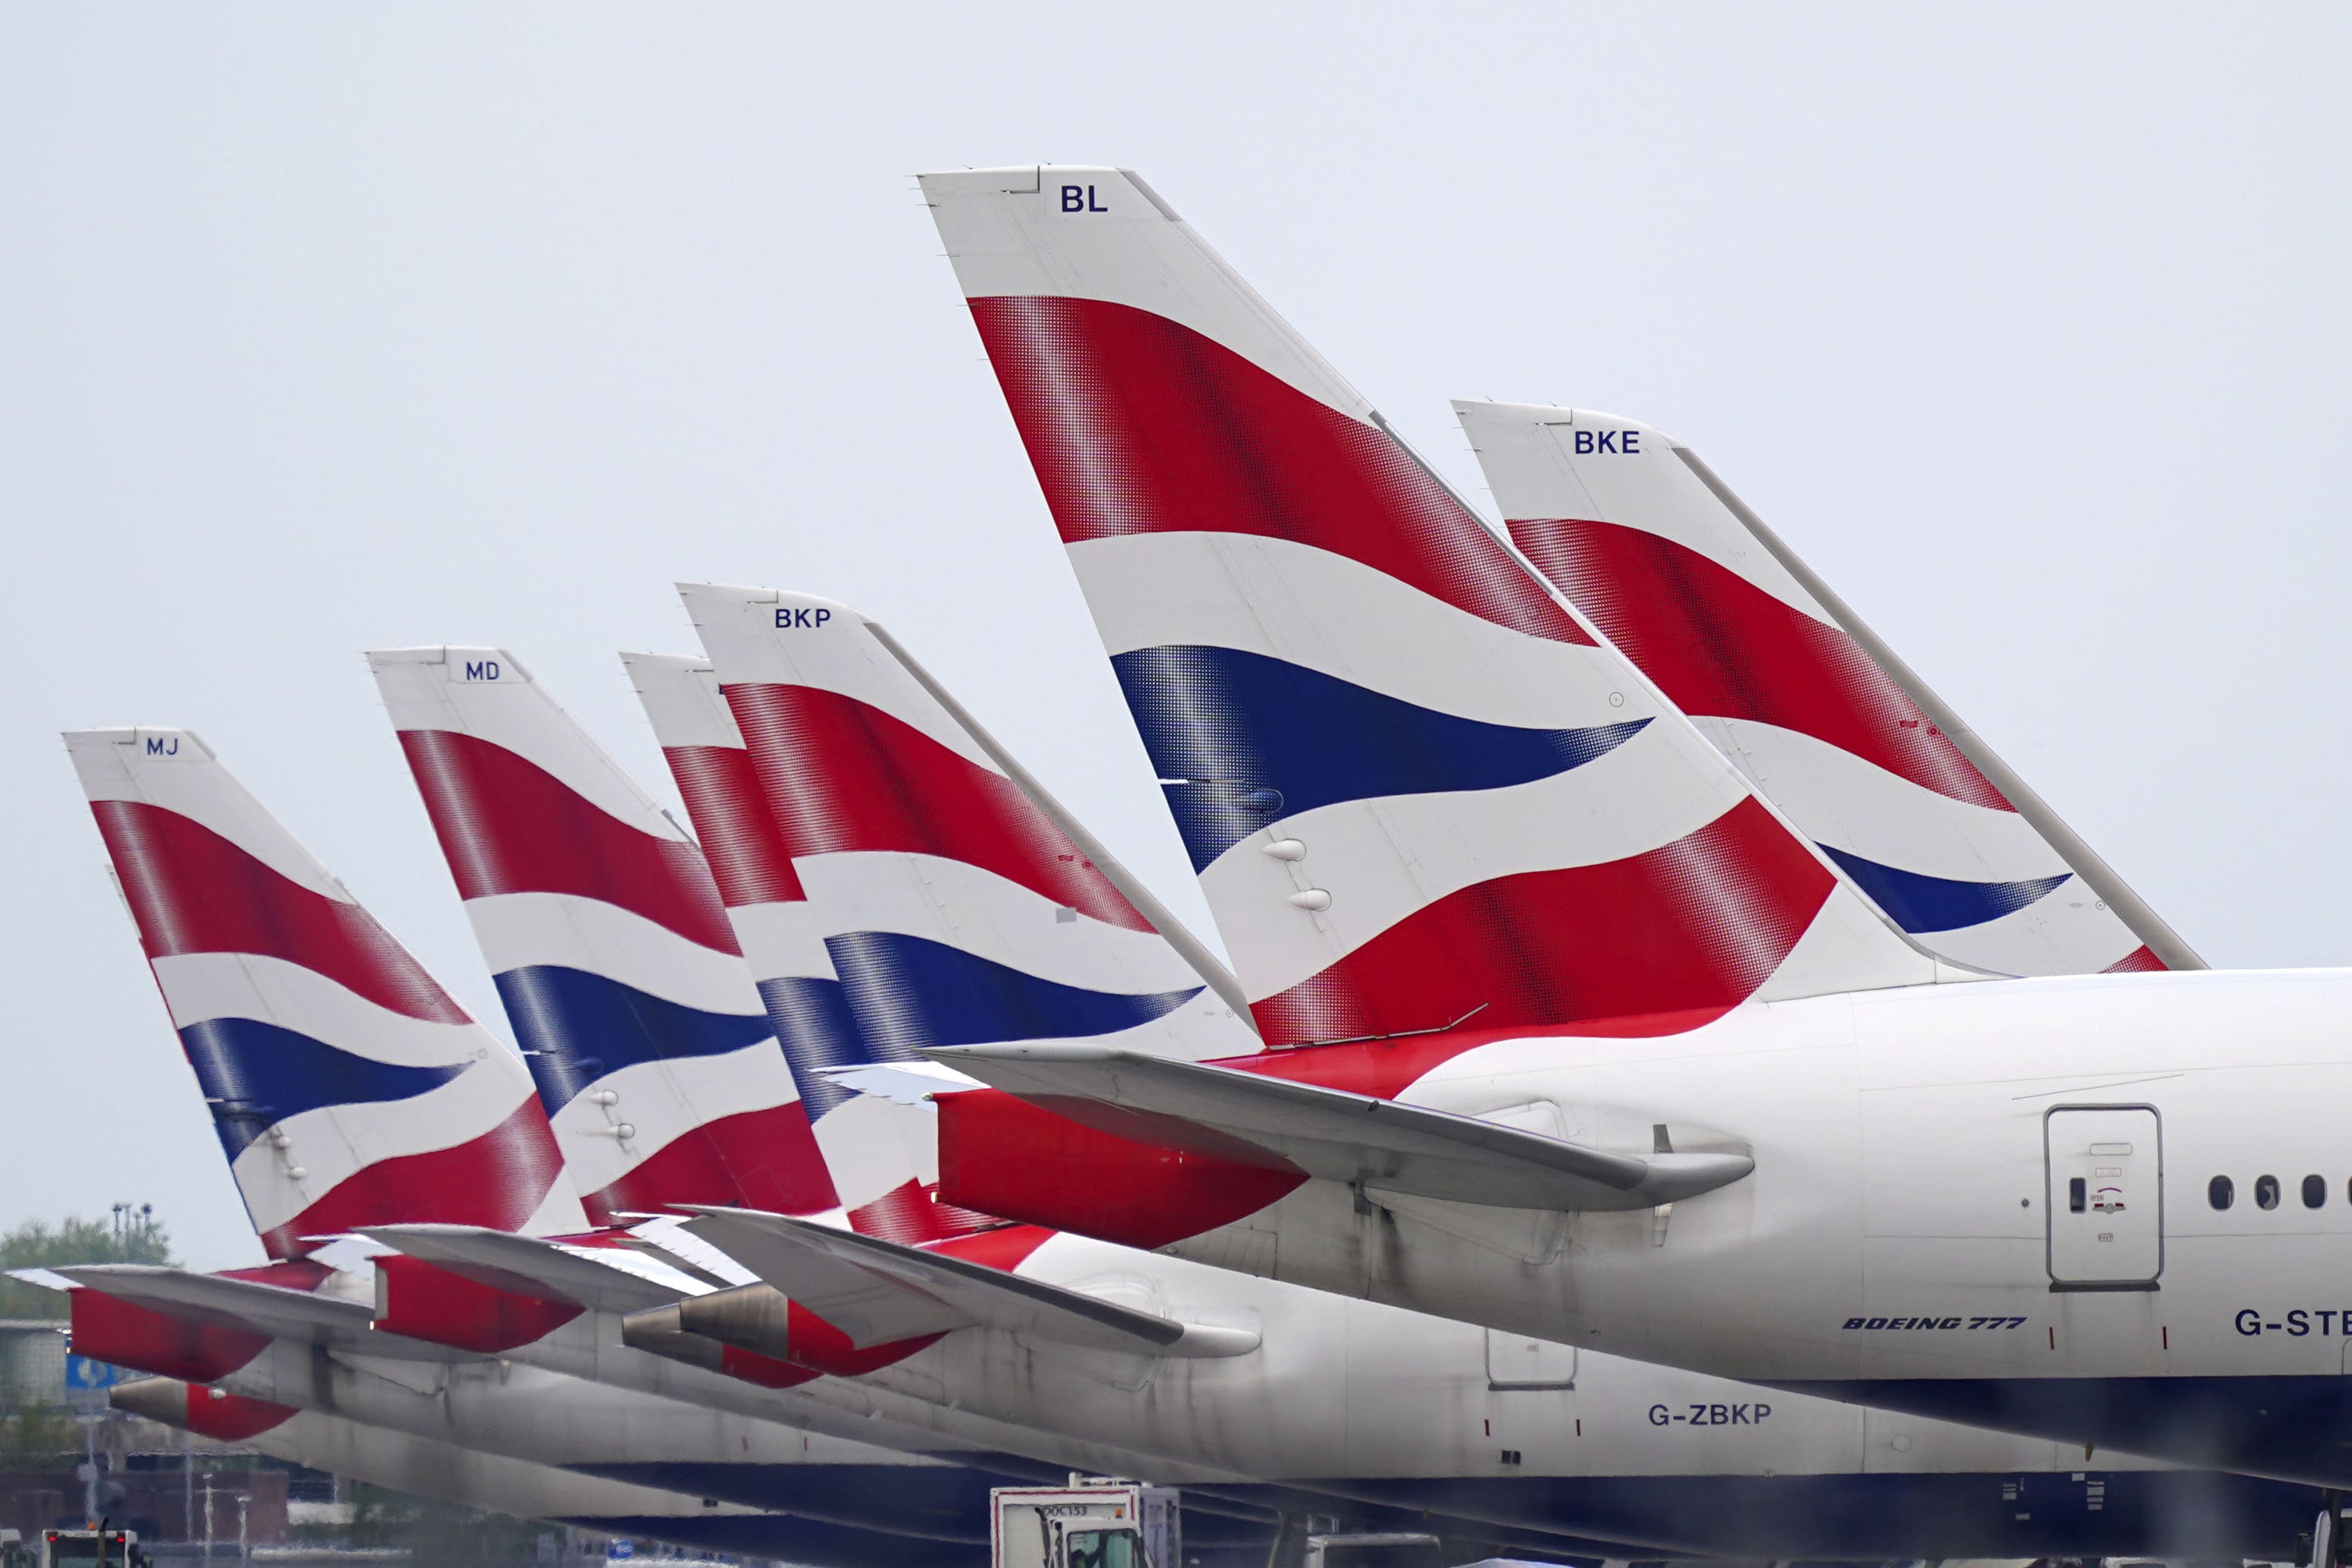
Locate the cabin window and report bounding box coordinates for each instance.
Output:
[2208,1175,2234,1210]
[2256,1175,2281,1210]
[2305,1175,2328,1209]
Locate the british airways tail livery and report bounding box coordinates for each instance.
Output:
[367,646,836,1224]
[65,727,586,1257]
[619,646,970,1244]
[61,721,1192,1558]
[918,167,1951,1051]
[617,612,2336,1564]
[1453,399,2196,978]
[914,166,2352,1490]
[659,585,1258,1239]
[679,585,1256,1071]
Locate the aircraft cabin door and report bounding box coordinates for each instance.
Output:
[2044,1105,2162,1290]
[1485,1330,1577,1390]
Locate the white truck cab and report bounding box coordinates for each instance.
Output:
[990,1478,1179,1568]
[37,1529,145,1568]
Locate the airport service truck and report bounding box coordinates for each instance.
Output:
[36,1529,147,1568]
[987,1480,1458,1568]
[990,1478,1177,1568]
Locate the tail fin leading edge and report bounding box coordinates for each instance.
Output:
[366,647,836,1224]
[65,727,582,1257]
[1454,399,2196,977]
[620,649,931,1237]
[920,166,1944,1050]
[668,584,1262,1237]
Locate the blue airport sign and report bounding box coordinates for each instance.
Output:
[64,1355,129,1391]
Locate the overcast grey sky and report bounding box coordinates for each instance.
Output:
[5,5,2347,1269]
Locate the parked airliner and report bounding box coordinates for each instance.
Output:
[912,162,2352,1494]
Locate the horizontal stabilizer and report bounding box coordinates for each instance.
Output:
[816,1060,983,1106]
[55,1267,457,1362]
[7,1268,74,1294]
[358,1224,697,1314]
[929,1045,1752,1212]
[684,1208,1258,1358]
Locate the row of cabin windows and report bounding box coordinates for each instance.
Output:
[2207,1174,2332,1211]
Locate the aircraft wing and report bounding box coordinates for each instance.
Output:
[684,1209,1257,1358]
[55,1266,461,1362]
[927,1044,1753,1212]
[358,1224,698,1314]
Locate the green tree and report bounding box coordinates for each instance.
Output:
[0,1212,173,1319]
[0,1403,76,1465]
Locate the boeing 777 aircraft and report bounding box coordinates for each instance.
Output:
[912,162,2352,1494]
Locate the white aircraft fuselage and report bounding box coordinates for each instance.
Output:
[1109,967,2352,1488]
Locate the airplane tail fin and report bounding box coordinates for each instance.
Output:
[366,647,837,1224]
[617,649,930,1235]
[1454,400,2197,978]
[920,166,1947,1049]
[64,727,583,1257]
[658,587,1258,1234]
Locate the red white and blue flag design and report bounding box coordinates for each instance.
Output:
[1455,402,2177,978]
[368,647,837,1226]
[655,588,1260,1238]
[66,727,584,1258]
[618,648,937,1238]
[920,167,1942,1054]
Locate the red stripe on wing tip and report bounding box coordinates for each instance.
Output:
[1249,797,1836,1047]
[2102,945,2167,974]
[1507,518,2014,812]
[968,295,1593,648]
[259,1096,569,1260]
[722,682,1152,932]
[91,799,468,1024]
[656,744,808,908]
[397,729,743,953]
